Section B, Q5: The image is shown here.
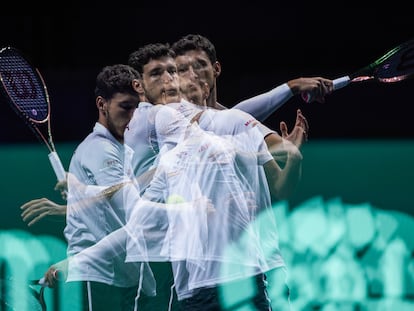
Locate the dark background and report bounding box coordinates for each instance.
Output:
[1,5,414,241]
[0,6,413,143]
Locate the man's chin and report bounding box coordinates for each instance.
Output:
[163,94,181,104]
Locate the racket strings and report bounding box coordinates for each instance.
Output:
[374,41,414,80]
[0,46,57,152]
[0,48,49,122]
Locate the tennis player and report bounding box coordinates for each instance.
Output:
[125,42,306,311]
[47,64,155,311]
[171,33,333,120]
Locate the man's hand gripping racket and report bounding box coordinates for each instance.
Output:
[302,37,414,103]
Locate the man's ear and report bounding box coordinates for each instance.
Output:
[133,79,145,101]
[96,96,107,114]
[213,61,221,78]
[202,81,210,100]
[132,79,141,92]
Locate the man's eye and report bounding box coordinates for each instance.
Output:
[121,103,136,110]
[193,61,206,69]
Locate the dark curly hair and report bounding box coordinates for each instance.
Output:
[128,42,176,74]
[171,34,217,64]
[94,64,140,99]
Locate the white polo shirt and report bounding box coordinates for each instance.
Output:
[64,122,145,288]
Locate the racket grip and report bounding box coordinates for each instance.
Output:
[48,151,66,182]
[332,75,351,90]
[38,277,48,287]
[301,75,351,103]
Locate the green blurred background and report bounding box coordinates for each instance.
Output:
[2,139,413,237]
[1,140,414,310]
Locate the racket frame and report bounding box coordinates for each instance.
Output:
[0,46,66,181]
[303,37,414,102]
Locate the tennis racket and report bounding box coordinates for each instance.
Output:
[0,277,47,311]
[0,46,66,183]
[302,37,414,103]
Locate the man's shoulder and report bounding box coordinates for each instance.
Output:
[212,101,227,110]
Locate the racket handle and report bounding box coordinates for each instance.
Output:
[38,277,48,287]
[332,75,351,90]
[48,151,66,182]
[301,75,351,103]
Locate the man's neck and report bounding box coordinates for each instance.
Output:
[206,88,226,110]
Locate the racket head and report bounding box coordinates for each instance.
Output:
[0,277,46,311]
[352,38,414,83]
[0,46,50,124]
